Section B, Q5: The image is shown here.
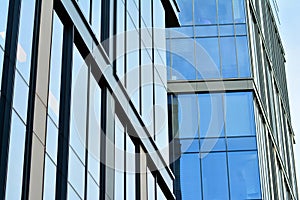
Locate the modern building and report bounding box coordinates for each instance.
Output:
[167,0,298,200]
[0,0,180,199]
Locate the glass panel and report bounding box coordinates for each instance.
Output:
[147,168,155,200]
[16,0,35,83]
[177,153,202,199]
[127,0,139,28]
[70,44,88,162]
[116,0,125,83]
[0,0,9,48]
[218,0,234,24]
[219,24,235,36]
[92,0,101,38]
[115,115,125,199]
[177,0,193,25]
[126,134,136,200]
[201,152,229,200]
[0,49,4,93]
[227,136,257,151]
[43,155,56,200]
[157,184,167,200]
[5,111,26,199]
[169,27,194,38]
[78,0,90,20]
[67,184,81,200]
[235,24,247,35]
[48,12,63,125]
[87,174,100,200]
[153,0,165,28]
[220,37,238,78]
[236,36,251,77]
[46,116,58,163]
[228,151,262,199]
[198,93,224,138]
[225,92,255,137]
[200,138,226,152]
[68,148,85,199]
[88,74,101,185]
[170,39,196,80]
[177,95,199,138]
[194,25,218,37]
[180,139,199,153]
[141,0,152,28]
[194,0,217,25]
[13,71,29,122]
[196,37,221,79]
[233,0,246,23]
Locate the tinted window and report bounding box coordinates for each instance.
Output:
[236,36,251,77]
[177,0,193,25]
[220,37,237,78]
[0,0,9,48]
[13,71,29,122]
[194,0,217,25]
[218,0,234,24]
[43,155,56,200]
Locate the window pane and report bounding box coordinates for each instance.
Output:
[13,71,29,122]
[220,37,238,78]
[235,24,247,35]
[170,39,196,80]
[126,134,136,200]
[202,152,229,200]
[141,0,152,28]
[157,184,167,200]
[43,155,56,200]
[233,0,246,23]
[147,168,155,200]
[180,139,200,153]
[48,12,63,125]
[177,95,199,138]
[236,36,251,77]
[78,0,90,20]
[46,116,58,163]
[92,0,101,38]
[116,0,125,82]
[0,49,4,93]
[16,0,35,83]
[177,0,193,25]
[218,0,234,24]
[0,0,9,48]
[194,25,218,37]
[200,138,226,152]
[176,153,202,199]
[196,37,220,79]
[68,149,85,199]
[228,151,262,199]
[199,94,224,138]
[194,0,217,25]
[67,184,81,200]
[219,24,234,36]
[5,111,26,199]
[225,92,255,136]
[227,136,257,151]
[87,174,100,200]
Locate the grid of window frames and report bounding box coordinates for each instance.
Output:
[167,0,251,80]
[170,92,262,200]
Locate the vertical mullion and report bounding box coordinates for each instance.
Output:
[55,24,74,200]
[0,0,22,198]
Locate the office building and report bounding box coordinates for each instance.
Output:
[0,0,179,199]
[167,0,298,199]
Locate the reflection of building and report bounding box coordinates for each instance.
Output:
[168,0,298,200]
[0,0,179,199]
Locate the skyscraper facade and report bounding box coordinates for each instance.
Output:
[167,0,298,200]
[0,0,179,199]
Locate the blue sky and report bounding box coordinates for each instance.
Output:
[278,0,300,193]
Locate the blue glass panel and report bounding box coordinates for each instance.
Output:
[201,152,229,199]
[67,184,81,200]
[5,111,26,200]
[68,148,85,199]
[43,155,56,200]
[116,0,125,83]
[48,12,63,125]
[227,136,257,151]
[235,24,247,35]
[177,95,199,138]
[46,116,58,163]
[194,25,218,37]
[153,0,165,28]
[127,0,139,28]
[92,0,101,39]
[13,71,29,122]
[233,0,246,23]
[169,27,194,38]
[236,36,251,77]
[0,0,9,48]
[220,37,238,78]
[178,153,202,199]
[219,24,235,36]
[196,37,221,79]
[87,174,100,200]
[177,0,193,25]
[16,0,35,83]
[218,0,234,24]
[170,39,196,80]
[78,0,90,20]
[141,0,152,28]
[200,138,226,152]
[228,151,262,199]
[180,139,200,153]
[198,94,224,138]
[0,49,4,91]
[225,92,255,136]
[194,0,217,25]
[147,169,155,200]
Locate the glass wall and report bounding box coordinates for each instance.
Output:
[171,92,262,200]
[167,0,251,80]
